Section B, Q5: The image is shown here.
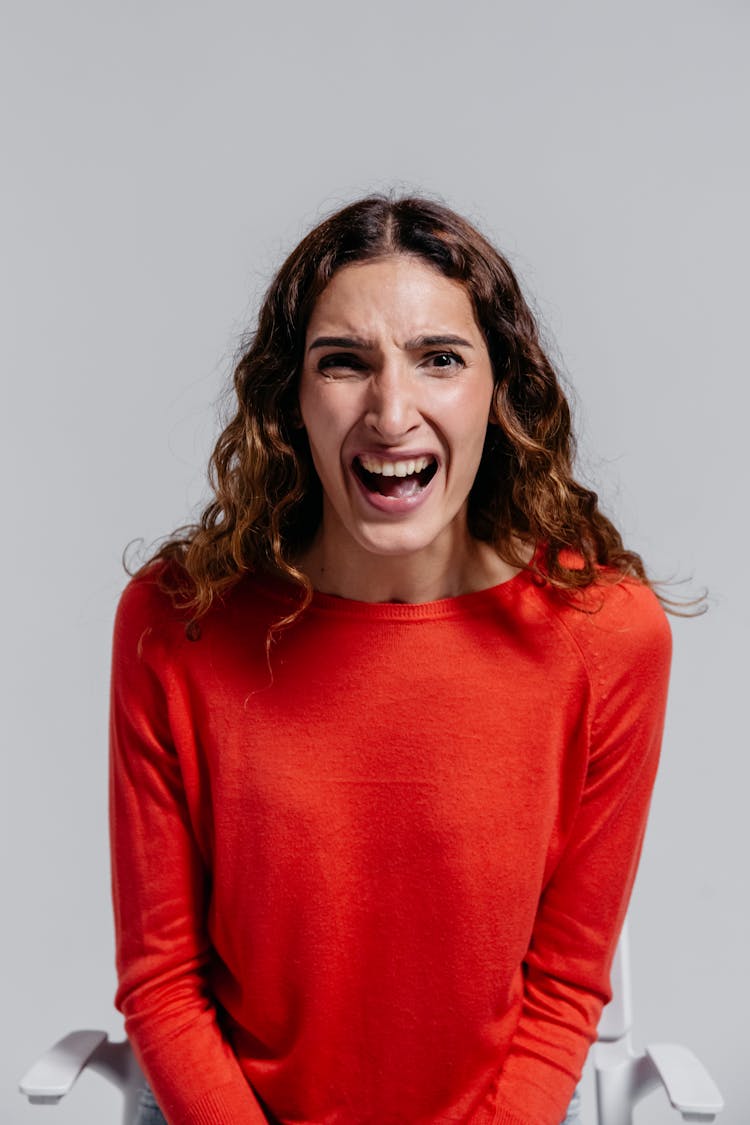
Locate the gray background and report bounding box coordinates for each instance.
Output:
[3,1,747,1122]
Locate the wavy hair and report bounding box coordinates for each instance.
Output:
[137,193,697,634]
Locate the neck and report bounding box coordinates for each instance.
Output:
[298,532,530,604]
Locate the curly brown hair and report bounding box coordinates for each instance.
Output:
[138,193,696,632]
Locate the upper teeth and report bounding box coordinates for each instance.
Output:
[357,455,433,477]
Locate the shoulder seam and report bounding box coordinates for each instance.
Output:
[526,589,597,716]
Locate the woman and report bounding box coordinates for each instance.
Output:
[110,195,673,1125]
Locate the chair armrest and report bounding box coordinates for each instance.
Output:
[646,1043,724,1121]
[19,1030,108,1104]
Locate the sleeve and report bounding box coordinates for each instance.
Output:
[109,577,270,1125]
[491,583,673,1125]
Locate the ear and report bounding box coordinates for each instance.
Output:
[289,403,305,430]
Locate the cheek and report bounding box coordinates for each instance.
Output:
[299,379,346,433]
[442,367,494,424]
[299,397,347,482]
[299,394,330,449]
[452,397,493,458]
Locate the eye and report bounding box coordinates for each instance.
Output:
[317,353,366,376]
[424,351,465,373]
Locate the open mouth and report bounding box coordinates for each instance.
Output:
[352,454,439,499]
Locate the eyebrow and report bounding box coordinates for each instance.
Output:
[307,333,474,353]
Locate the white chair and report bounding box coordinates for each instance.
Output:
[593,922,724,1124]
[19,922,724,1124]
[19,1029,143,1121]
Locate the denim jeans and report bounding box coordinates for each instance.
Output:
[134,1084,166,1125]
[560,1084,582,1125]
[135,1082,583,1125]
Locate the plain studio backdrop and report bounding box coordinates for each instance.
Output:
[2,2,747,1122]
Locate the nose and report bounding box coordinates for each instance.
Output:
[363,363,420,441]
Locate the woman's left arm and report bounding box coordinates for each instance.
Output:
[492,582,673,1125]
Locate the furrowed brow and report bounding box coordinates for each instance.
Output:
[405,334,474,349]
[308,335,376,352]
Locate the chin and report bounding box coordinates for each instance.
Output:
[353,524,446,559]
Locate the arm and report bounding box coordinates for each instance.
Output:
[109,574,269,1125]
[492,582,673,1125]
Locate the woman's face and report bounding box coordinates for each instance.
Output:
[298,254,495,563]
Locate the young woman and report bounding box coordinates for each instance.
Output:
[109,195,673,1125]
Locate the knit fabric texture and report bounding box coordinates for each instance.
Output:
[109,560,672,1125]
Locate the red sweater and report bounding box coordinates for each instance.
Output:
[109,560,671,1125]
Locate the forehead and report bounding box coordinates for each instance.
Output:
[306,255,481,340]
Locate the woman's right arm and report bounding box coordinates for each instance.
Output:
[109,575,269,1125]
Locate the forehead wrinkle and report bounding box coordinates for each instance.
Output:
[306,258,482,351]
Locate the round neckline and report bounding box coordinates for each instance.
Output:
[251,543,541,622]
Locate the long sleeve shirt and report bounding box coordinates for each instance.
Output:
[109,558,672,1125]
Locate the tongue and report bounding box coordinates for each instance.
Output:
[375,474,423,498]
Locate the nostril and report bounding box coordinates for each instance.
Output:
[364,412,421,440]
